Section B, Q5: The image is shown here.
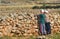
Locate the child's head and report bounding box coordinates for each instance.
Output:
[40,9,45,14]
[44,10,49,14]
[40,9,48,14]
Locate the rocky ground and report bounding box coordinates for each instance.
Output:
[0,7,60,37]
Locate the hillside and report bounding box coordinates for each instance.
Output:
[0,0,60,39]
[0,0,60,6]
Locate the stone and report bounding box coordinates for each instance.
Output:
[35,29,38,32]
[9,13,14,18]
[23,33,28,36]
[11,30,16,33]
[0,32,3,37]
[33,26,38,29]
[18,16,23,20]
[0,9,60,37]
[0,26,4,29]
[16,30,20,33]
[26,20,31,23]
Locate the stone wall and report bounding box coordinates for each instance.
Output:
[0,8,60,37]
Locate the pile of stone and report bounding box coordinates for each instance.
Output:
[49,12,60,34]
[0,12,38,37]
[0,9,60,37]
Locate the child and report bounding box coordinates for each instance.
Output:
[39,9,46,35]
[45,10,51,34]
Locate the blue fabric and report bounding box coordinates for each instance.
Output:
[45,22,51,34]
[40,23,46,35]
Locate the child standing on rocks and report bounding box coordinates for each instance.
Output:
[38,9,51,39]
[45,10,51,34]
[39,9,46,35]
[38,9,47,39]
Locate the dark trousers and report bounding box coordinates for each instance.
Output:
[45,22,51,34]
